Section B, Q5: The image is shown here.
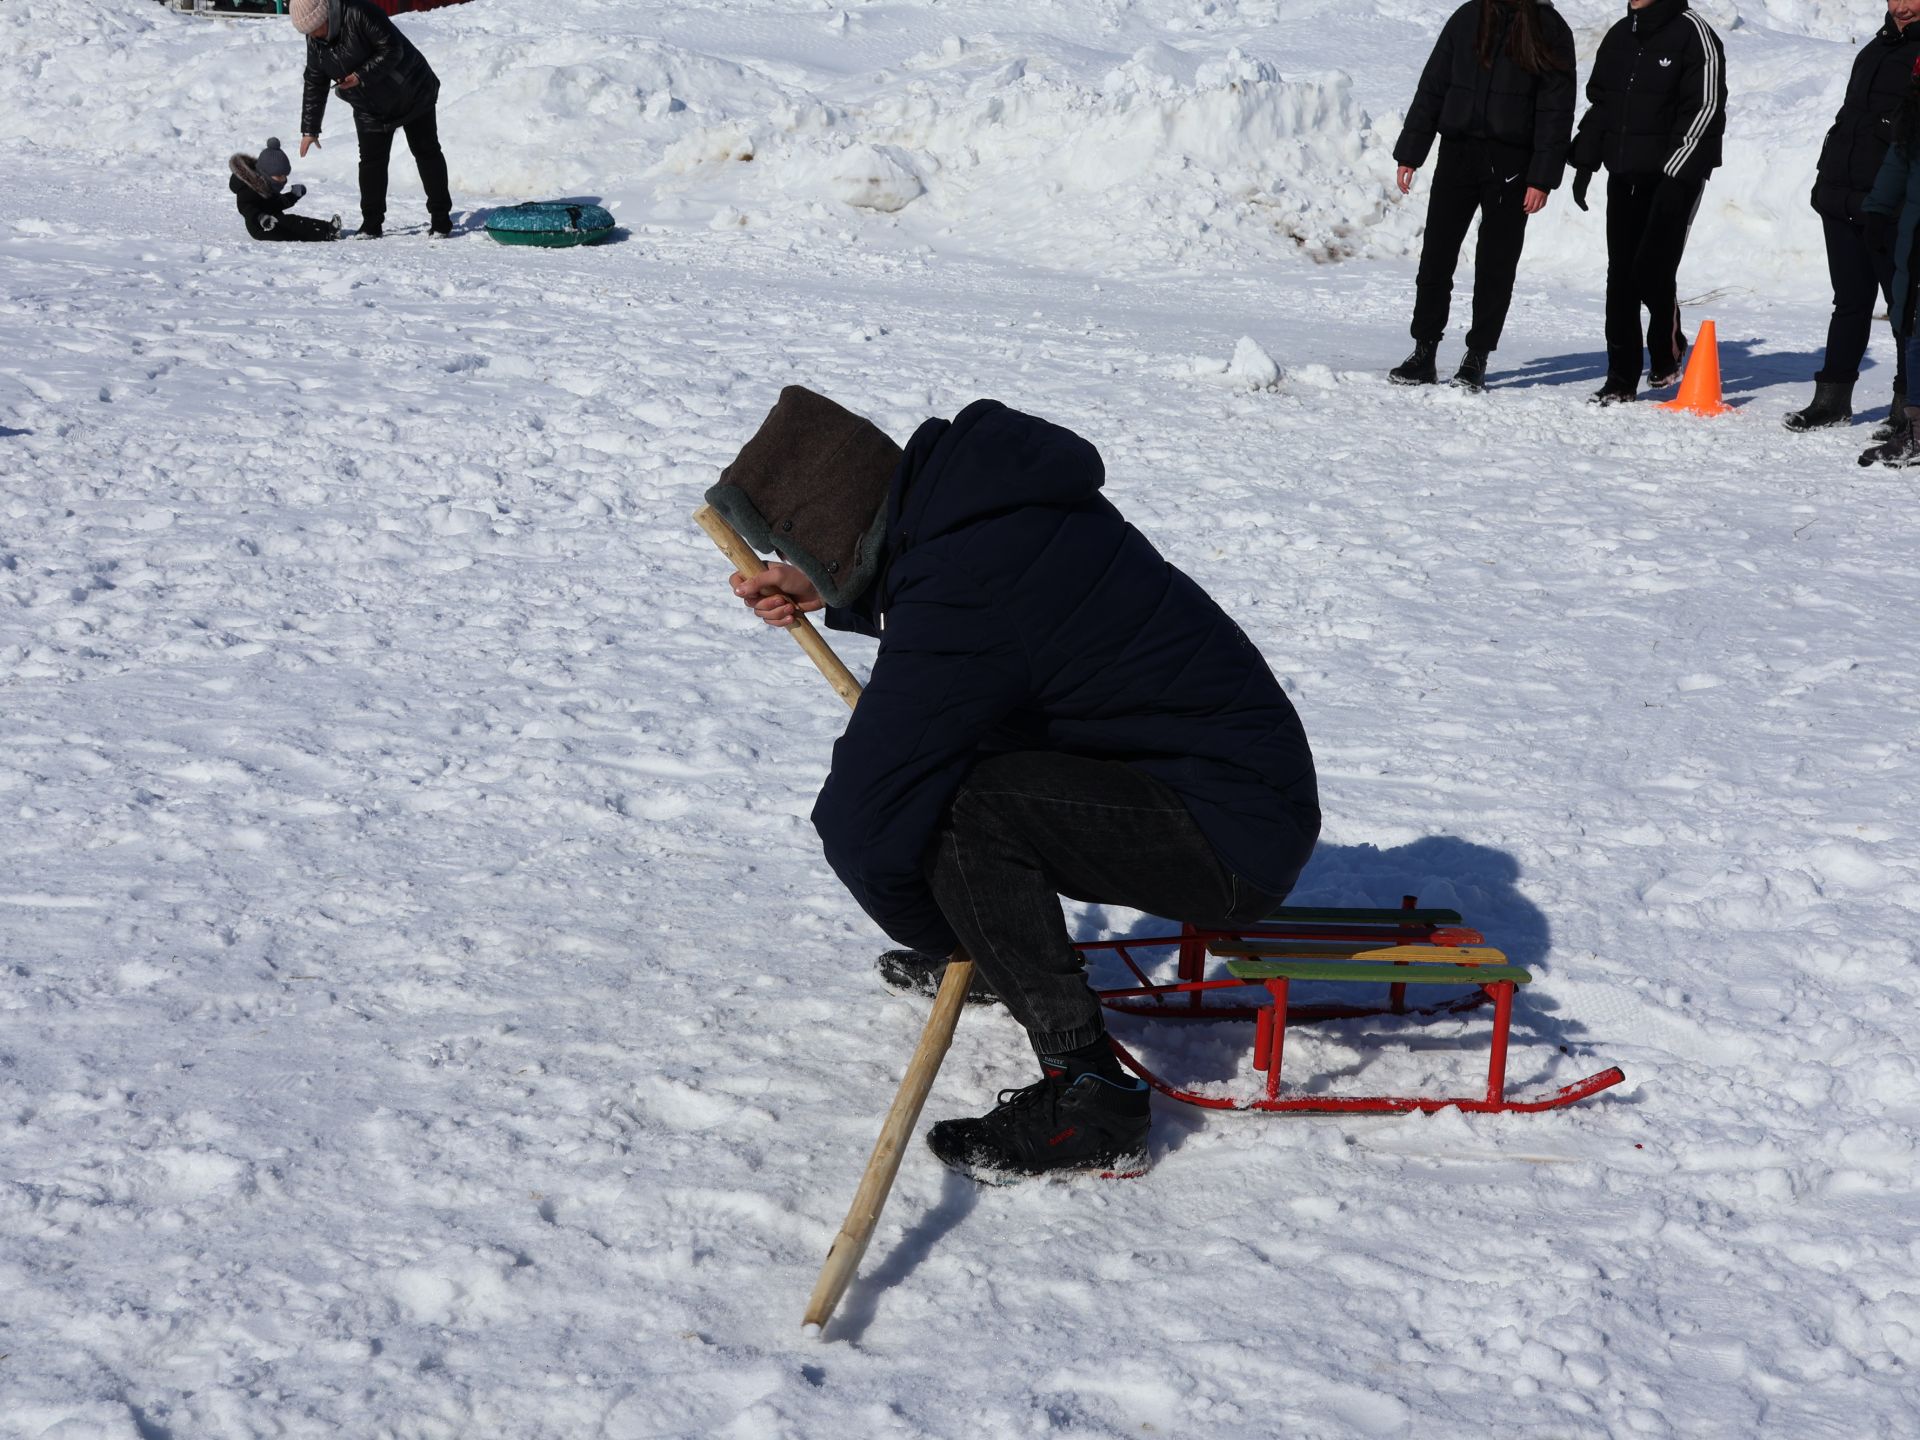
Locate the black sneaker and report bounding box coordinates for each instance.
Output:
[1590,379,1637,406]
[1452,348,1490,392]
[429,215,453,239]
[358,220,383,239]
[927,1061,1151,1184]
[1649,336,1688,390]
[876,949,1000,1005]
[1389,339,1440,386]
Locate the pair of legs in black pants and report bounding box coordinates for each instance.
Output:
[1818,211,1906,395]
[1411,138,1533,354]
[1604,173,1703,388]
[924,751,1289,1057]
[357,107,452,231]
[246,213,338,243]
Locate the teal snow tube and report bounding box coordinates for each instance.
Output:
[484,201,617,249]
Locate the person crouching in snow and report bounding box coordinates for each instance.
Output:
[1858,59,1920,466]
[230,138,341,242]
[1388,0,1577,392]
[711,388,1321,1183]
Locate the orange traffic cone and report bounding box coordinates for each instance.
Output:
[1659,318,1733,416]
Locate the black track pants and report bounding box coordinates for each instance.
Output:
[1410,139,1533,353]
[246,212,337,243]
[1604,173,1704,385]
[358,107,452,229]
[923,752,1286,1056]
[1818,211,1905,393]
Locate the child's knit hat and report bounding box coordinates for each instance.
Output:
[256,139,291,183]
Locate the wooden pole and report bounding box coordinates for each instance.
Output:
[692,505,864,711]
[692,503,976,1336]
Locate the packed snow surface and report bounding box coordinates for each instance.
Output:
[3,1,1919,1437]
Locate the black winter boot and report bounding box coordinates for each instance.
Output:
[358,220,383,239]
[1452,349,1490,392]
[876,949,1000,1005]
[1389,339,1440,386]
[1858,414,1920,467]
[927,1045,1150,1184]
[1784,380,1855,431]
[1589,378,1637,406]
[1872,390,1908,442]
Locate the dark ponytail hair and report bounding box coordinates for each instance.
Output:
[1476,0,1568,76]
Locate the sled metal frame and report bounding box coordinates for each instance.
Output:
[1086,897,1625,1116]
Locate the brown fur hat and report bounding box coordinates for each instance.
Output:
[704,387,904,609]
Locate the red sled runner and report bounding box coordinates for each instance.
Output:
[1083,897,1625,1116]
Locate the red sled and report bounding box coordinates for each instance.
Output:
[1082,897,1625,1116]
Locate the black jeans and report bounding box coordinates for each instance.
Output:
[1411,138,1533,353]
[924,752,1287,1055]
[1817,211,1905,393]
[358,108,452,228]
[1604,173,1704,385]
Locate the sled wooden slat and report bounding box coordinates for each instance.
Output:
[1213,941,1514,967]
[1251,906,1463,925]
[1224,958,1532,987]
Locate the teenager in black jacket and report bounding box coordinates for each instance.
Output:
[712,388,1319,1182]
[291,0,451,239]
[1571,0,1728,404]
[1787,2,1920,432]
[1390,0,1577,390]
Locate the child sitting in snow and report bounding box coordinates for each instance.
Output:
[229,138,340,243]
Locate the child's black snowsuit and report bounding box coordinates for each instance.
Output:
[229,155,337,243]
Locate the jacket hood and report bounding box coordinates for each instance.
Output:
[893,400,1105,547]
[229,153,273,198]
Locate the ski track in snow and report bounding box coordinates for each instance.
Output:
[5,2,1920,1438]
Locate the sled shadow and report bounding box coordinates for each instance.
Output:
[1076,837,1614,1123]
[0,425,27,438]
[828,1168,980,1342]
[1073,835,1551,968]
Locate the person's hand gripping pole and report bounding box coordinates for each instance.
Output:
[692,504,978,1336]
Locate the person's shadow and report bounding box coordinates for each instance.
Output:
[1496,337,1833,407]
[0,425,27,438]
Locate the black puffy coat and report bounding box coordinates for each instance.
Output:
[230,174,303,239]
[1571,0,1727,182]
[1813,15,1920,223]
[812,402,1321,957]
[1393,1,1579,191]
[300,0,440,138]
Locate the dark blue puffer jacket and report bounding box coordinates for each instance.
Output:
[812,400,1320,956]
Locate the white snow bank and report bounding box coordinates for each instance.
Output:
[0,0,1884,289]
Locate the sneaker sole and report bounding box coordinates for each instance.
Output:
[933,1148,1151,1186]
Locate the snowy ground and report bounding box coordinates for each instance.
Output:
[5,2,1920,1438]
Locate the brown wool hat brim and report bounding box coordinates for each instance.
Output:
[705,386,903,609]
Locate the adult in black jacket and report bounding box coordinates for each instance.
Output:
[1787,2,1920,432]
[710,388,1320,1183]
[1390,0,1577,390]
[291,0,451,239]
[1571,0,1728,404]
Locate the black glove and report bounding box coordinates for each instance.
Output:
[1572,169,1592,212]
[290,183,307,201]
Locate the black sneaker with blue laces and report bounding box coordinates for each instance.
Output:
[927,1042,1150,1184]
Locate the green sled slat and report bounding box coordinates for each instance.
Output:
[1225,958,1532,986]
